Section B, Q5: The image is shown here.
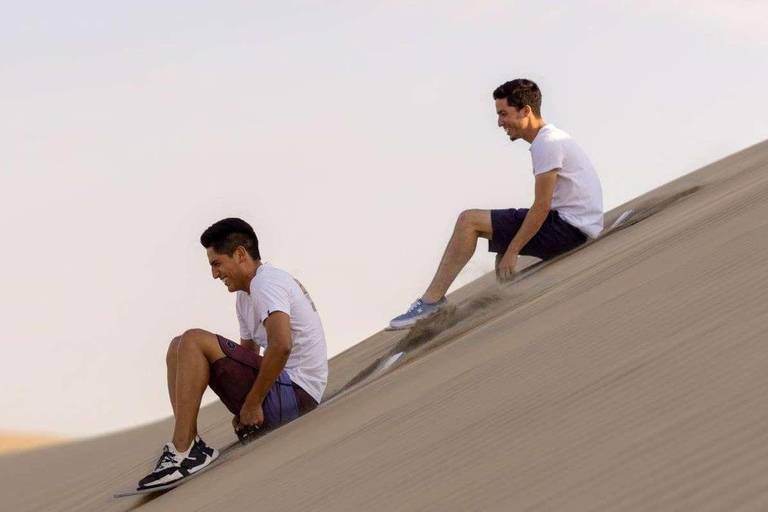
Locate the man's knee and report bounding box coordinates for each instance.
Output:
[181,328,210,340]
[455,209,471,229]
[166,336,182,366]
[456,209,491,236]
[178,329,225,363]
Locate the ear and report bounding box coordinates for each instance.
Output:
[236,246,248,262]
[522,104,532,118]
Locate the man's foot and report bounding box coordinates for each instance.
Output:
[137,436,219,490]
[389,297,447,330]
[185,436,218,473]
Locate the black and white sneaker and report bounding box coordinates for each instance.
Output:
[137,436,219,490]
[183,436,218,475]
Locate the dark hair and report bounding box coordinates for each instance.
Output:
[493,79,542,117]
[200,218,261,260]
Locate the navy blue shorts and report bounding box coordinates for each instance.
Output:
[488,208,588,260]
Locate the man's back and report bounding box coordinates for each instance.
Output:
[530,124,603,238]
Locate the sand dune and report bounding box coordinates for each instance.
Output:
[2,140,768,511]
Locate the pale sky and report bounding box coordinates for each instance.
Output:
[2,1,767,437]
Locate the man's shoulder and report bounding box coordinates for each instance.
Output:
[530,125,564,155]
[251,264,295,292]
[536,124,571,143]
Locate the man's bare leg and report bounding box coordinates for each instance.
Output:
[422,210,493,303]
[170,329,226,451]
[166,336,181,418]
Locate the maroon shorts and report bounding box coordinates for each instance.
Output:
[208,335,318,417]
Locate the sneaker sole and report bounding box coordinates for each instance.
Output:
[388,319,415,330]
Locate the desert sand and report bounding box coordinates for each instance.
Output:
[1,140,767,511]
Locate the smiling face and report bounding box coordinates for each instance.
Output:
[207,246,250,293]
[495,98,532,142]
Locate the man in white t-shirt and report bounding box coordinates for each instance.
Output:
[137,218,328,491]
[390,78,603,329]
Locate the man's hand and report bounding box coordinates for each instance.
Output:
[497,170,557,278]
[240,311,292,424]
[232,413,260,445]
[238,399,264,429]
[497,249,519,281]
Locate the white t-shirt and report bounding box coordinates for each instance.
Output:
[529,124,604,238]
[235,263,328,403]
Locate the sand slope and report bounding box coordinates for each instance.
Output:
[2,140,768,511]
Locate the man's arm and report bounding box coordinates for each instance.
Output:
[240,338,259,356]
[238,311,292,427]
[497,169,559,280]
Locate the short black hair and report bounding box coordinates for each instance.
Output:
[493,78,542,117]
[200,218,261,260]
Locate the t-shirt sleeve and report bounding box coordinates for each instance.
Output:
[532,137,564,176]
[252,278,292,324]
[236,306,251,340]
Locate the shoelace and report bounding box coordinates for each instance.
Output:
[407,299,423,313]
[154,448,180,470]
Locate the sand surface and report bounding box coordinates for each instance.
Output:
[2,140,767,511]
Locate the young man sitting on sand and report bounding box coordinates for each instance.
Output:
[390,78,604,329]
[138,218,328,490]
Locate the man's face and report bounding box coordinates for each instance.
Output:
[207,247,244,293]
[496,99,528,141]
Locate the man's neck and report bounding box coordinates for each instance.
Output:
[522,118,547,144]
[243,260,263,294]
